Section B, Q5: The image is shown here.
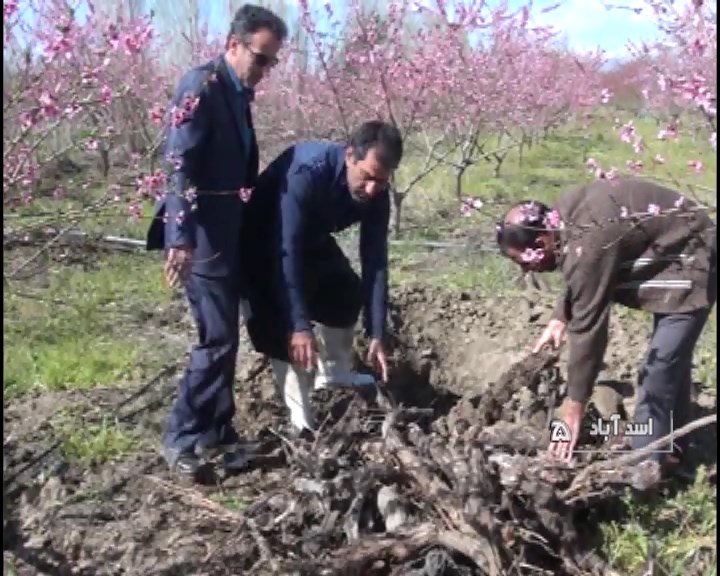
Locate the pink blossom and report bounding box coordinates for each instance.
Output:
[184,187,198,203]
[657,127,678,140]
[461,197,483,212]
[632,137,645,154]
[20,112,34,130]
[674,196,686,209]
[605,168,619,181]
[600,88,612,104]
[100,85,113,104]
[123,35,140,55]
[171,96,200,127]
[109,185,122,202]
[626,160,644,172]
[149,104,166,125]
[4,0,18,19]
[460,203,472,217]
[86,140,99,151]
[64,104,82,118]
[136,171,169,200]
[520,248,545,263]
[543,209,561,229]
[38,92,60,118]
[619,121,635,144]
[647,203,661,216]
[81,71,96,85]
[128,202,143,220]
[238,187,254,203]
[170,107,186,127]
[687,160,703,173]
[182,94,200,114]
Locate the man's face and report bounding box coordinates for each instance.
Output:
[227,29,282,88]
[502,236,559,273]
[345,146,392,203]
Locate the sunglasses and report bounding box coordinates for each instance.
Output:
[243,41,279,68]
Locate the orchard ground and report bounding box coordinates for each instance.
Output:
[3,121,717,575]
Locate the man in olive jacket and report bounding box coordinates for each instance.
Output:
[495,177,716,468]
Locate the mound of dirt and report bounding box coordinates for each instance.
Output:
[3,283,716,576]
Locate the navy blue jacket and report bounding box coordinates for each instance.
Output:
[247,141,390,340]
[146,55,259,280]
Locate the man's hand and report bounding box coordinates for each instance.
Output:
[164,246,193,288]
[367,338,389,383]
[289,331,317,371]
[532,319,567,353]
[549,398,584,462]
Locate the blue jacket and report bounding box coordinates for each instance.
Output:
[145,55,259,280]
[246,141,390,340]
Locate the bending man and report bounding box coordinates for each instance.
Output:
[495,177,716,469]
[242,121,403,432]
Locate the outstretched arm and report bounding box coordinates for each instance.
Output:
[359,192,391,343]
[275,169,314,335]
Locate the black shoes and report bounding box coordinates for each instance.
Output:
[162,446,209,481]
[162,441,255,481]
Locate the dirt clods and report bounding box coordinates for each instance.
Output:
[4,284,716,575]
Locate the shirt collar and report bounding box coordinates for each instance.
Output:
[331,143,347,188]
[223,55,255,102]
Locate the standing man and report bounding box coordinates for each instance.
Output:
[494,177,716,470]
[242,121,403,433]
[146,5,287,479]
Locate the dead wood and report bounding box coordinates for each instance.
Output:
[137,353,716,575]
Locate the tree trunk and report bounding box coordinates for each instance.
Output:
[492,153,506,178]
[454,165,468,200]
[392,189,404,238]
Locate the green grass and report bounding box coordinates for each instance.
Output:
[57,418,143,467]
[211,493,250,513]
[3,251,172,398]
[4,559,18,576]
[695,310,717,392]
[396,117,716,228]
[388,117,717,575]
[601,468,717,575]
[3,113,716,571]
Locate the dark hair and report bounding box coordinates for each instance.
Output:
[348,120,403,171]
[496,199,552,252]
[227,4,288,46]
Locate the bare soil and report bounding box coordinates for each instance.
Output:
[3,283,717,576]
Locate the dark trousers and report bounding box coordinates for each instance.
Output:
[164,273,242,453]
[631,306,713,459]
[245,238,363,362]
